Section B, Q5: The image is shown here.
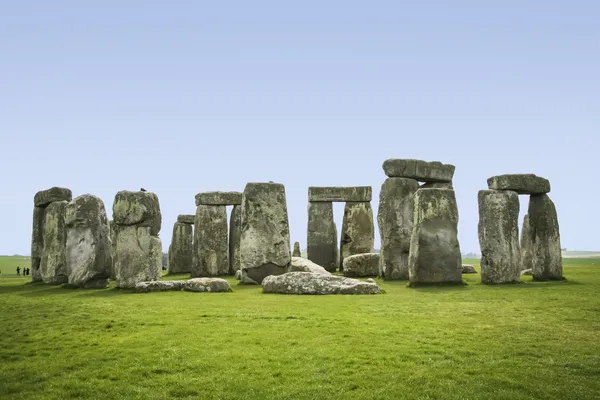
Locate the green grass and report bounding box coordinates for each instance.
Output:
[1,257,599,399]
[0,255,31,277]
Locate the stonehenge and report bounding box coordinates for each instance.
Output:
[292,242,301,257]
[168,215,194,274]
[307,186,373,272]
[40,201,69,284]
[228,205,242,275]
[527,194,562,280]
[343,253,379,277]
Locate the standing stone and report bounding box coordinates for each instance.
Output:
[528,194,563,280]
[168,222,193,274]
[240,182,291,284]
[112,190,162,235]
[192,205,229,277]
[377,177,419,280]
[307,202,338,272]
[228,205,242,275]
[520,213,534,272]
[408,188,462,285]
[40,201,69,284]
[109,221,117,280]
[292,242,301,257]
[339,202,374,271]
[31,206,46,282]
[65,195,112,288]
[477,190,521,284]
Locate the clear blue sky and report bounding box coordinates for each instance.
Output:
[1,1,598,255]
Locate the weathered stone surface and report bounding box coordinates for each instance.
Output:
[192,205,229,277]
[520,268,533,276]
[292,242,301,257]
[112,190,162,235]
[308,186,372,202]
[421,182,453,189]
[195,191,242,206]
[377,177,419,280]
[462,264,477,274]
[109,220,117,280]
[340,202,374,271]
[408,189,462,285]
[383,159,455,183]
[228,205,242,275]
[478,190,521,284]
[487,174,550,195]
[114,226,162,288]
[240,182,291,284]
[290,257,331,275]
[34,187,73,207]
[65,195,112,288]
[520,213,534,272]
[343,253,379,277]
[31,206,45,282]
[135,280,185,293]
[184,278,232,292]
[168,222,193,274]
[235,269,242,280]
[40,201,69,284]
[262,272,381,295]
[307,202,338,272]
[528,194,563,280]
[177,214,195,224]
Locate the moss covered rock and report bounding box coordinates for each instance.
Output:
[177,214,195,225]
[339,202,374,271]
[383,159,455,183]
[192,205,229,277]
[34,187,72,207]
[195,192,242,206]
[114,226,162,288]
[308,186,372,202]
[112,190,161,235]
[528,194,563,280]
[168,222,193,274]
[228,205,242,274]
[40,201,69,284]
[487,174,550,195]
[307,202,338,272]
[343,253,380,277]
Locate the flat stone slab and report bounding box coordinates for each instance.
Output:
[135,280,185,293]
[382,159,455,183]
[195,192,242,206]
[184,278,232,292]
[343,253,380,277]
[462,264,477,274]
[262,272,381,295]
[290,257,331,275]
[34,187,73,207]
[177,214,195,224]
[487,174,550,194]
[308,187,372,202]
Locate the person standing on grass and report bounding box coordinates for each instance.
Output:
[16,266,21,276]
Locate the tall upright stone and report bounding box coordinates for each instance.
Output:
[528,194,563,280]
[65,195,112,288]
[408,188,462,285]
[339,202,374,271]
[377,177,419,280]
[228,205,242,275]
[113,190,162,288]
[307,202,338,272]
[292,242,301,257]
[168,220,193,274]
[40,201,69,284]
[240,182,291,284]
[192,205,229,276]
[520,213,534,272]
[478,190,521,284]
[109,220,117,280]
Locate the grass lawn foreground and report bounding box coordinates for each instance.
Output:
[1,256,599,399]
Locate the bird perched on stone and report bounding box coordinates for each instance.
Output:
[140,188,147,192]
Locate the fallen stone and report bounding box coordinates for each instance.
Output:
[228,205,242,274]
[195,191,242,206]
[307,202,338,272]
[168,221,193,274]
[382,159,455,183]
[528,194,563,280]
[520,213,534,272]
[408,188,462,285]
[177,214,195,224]
[262,272,381,295]
[184,278,232,292]
[34,187,73,207]
[478,190,521,284]
[235,269,242,280]
[487,174,550,195]
[292,242,301,257]
[30,206,46,282]
[40,201,69,284]
[520,268,533,276]
[340,202,374,271]
[192,205,229,277]
[343,253,379,277]
[308,186,372,202]
[114,226,162,288]
[65,195,112,288]
[239,182,291,283]
[377,177,419,280]
[112,190,162,235]
[135,280,186,293]
[290,257,331,275]
[462,264,477,274]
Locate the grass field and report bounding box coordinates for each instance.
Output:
[1,257,599,399]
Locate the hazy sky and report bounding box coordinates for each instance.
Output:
[1,1,599,255]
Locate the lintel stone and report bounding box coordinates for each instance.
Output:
[382,159,455,183]
[177,214,195,224]
[308,186,372,202]
[487,174,550,194]
[195,191,242,206]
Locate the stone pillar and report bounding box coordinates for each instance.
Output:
[339,202,374,271]
[292,242,301,257]
[408,188,462,285]
[65,195,112,288]
[192,205,229,277]
[307,202,338,272]
[377,177,419,280]
[520,213,533,272]
[168,215,194,274]
[228,205,242,275]
[240,182,291,284]
[112,190,162,288]
[528,194,563,280]
[40,201,69,284]
[477,190,521,284]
